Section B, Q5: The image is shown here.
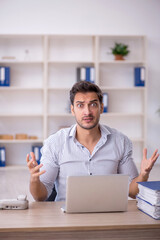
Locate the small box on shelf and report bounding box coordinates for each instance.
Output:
[15,134,28,140]
[0,135,14,140]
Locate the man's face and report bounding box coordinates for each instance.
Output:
[71,92,103,130]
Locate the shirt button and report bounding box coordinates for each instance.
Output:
[90,173,92,175]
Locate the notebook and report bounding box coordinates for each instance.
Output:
[61,174,129,213]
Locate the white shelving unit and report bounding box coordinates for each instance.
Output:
[0,34,147,165]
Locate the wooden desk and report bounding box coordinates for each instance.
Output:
[0,200,160,240]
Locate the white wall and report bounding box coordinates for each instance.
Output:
[0,0,160,158]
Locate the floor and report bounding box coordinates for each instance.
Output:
[0,164,160,202]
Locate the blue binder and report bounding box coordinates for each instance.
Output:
[0,147,6,167]
[137,181,160,191]
[0,67,10,86]
[77,67,95,83]
[4,67,10,86]
[134,67,145,87]
[32,146,42,165]
[103,93,108,113]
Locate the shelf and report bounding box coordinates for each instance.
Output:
[0,139,43,144]
[48,113,144,117]
[48,87,70,91]
[99,60,146,65]
[0,114,43,117]
[101,113,144,117]
[48,60,94,64]
[0,87,43,91]
[48,113,72,117]
[0,60,43,64]
[100,86,145,91]
[0,136,143,144]
[0,34,147,165]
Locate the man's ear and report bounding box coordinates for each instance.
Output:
[71,104,75,116]
[100,103,104,114]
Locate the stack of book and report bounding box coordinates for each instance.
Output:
[136,181,160,219]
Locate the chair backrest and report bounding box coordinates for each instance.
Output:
[46,185,57,201]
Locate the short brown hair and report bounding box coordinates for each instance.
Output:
[70,81,103,105]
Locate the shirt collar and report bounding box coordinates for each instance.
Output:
[99,124,111,140]
[69,124,111,140]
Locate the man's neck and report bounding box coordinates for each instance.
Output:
[76,124,101,147]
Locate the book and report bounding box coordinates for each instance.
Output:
[134,67,145,87]
[136,181,160,219]
[32,146,42,165]
[0,147,6,167]
[103,93,108,113]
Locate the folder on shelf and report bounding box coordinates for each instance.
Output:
[77,67,86,82]
[134,67,145,87]
[0,147,6,167]
[0,67,10,86]
[32,146,42,165]
[86,67,95,83]
[103,93,108,113]
[77,67,95,83]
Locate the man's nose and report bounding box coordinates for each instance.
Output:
[84,105,91,114]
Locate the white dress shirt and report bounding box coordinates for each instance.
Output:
[40,124,139,201]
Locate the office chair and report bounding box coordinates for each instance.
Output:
[46,185,57,201]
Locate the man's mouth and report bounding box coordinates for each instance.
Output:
[82,116,94,122]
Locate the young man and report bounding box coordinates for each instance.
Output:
[27,81,159,201]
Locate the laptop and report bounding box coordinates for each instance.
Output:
[61,174,129,213]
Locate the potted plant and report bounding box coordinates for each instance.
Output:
[111,43,130,60]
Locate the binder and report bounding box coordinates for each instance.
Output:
[4,67,10,86]
[77,67,95,83]
[77,67,86,82]
[137,196,160,220]
[136,181,160,219]
[134,67,145,87]
[90,67,95,83]
[32,146,42,165]
[0,147,6,167]
[0,67,5,86]
[86,67,95,83]
[137,181,160,205]
[103,93,108,113]
[0,67,10,87]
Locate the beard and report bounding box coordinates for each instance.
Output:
[75,114,100,130]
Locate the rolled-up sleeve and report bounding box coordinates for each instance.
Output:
[118,136,139,183]
[39,138,59,198]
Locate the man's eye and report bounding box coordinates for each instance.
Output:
[77,104,83,108]
[91,102,97,107]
